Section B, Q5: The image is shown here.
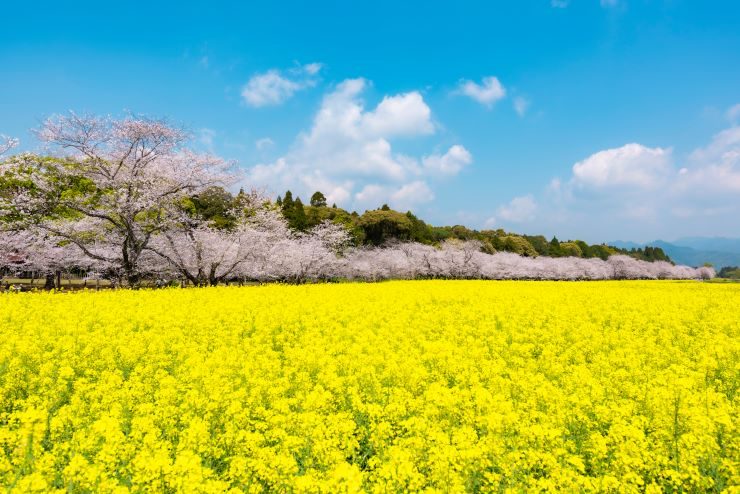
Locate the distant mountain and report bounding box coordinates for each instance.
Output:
[610,240,644,250]
[609,238,740,269]
[673,237,740,255]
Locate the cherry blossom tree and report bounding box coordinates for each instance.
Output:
[148,206,291,286]
[0,135,17,156]
[264,220,352,282]
[334,242,713,281]
[0,228,103,288]
[0,114,232,286]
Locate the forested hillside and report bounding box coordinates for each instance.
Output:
[268,188,672,263]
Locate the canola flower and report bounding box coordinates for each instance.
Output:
[0,280,738,493]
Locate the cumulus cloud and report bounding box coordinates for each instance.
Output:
[676,127,740,194]
[361,92,435,137]
[496,195,538,223]
[495,126,740,241]
[246,78,471,210]
[572,143,672,189]
[255,137,275,151]
[457,76,506,108]
[392,181,435,205]
[422,145,472,176]
[241,63,322,107]
[355,181,435,210]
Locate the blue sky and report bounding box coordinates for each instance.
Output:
[1,0,739,243]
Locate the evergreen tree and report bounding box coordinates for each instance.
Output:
[292,197,308,230]
[276,195,282,206]
[549,236,562,257]
[282,190,294,211]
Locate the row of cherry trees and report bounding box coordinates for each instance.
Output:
[0,117,714,287]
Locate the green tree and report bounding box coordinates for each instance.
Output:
[559,241,583,258]
[503,236,538,257]
[549,236,562,257]
[358,210,413,245]
[524,235,550,256]
[406,212,435,244]
[575,240,591,257]
[282,190,294,212]
[188,186,236,229]
[291,197,308,231]
[310,191,327,207]
[589,244,615,261]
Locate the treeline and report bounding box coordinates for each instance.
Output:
[717,266,740,279]
[200,186,673,263]
[2,115,710,289]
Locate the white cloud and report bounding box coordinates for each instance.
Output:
[392,181,434,206]
[422,145,472,176]
[255,137,275,151]
[300,173,353,206]
[241,64,322,107]
[496,195,538,223]
[457,76,506,108]
[355,184,388,206]
[302,63,323,76]
[247,158,288,185]
[677,127,740,193]
[242,70,303,107]
[725,103,740,123]
[513,96,530,117]
[362,92,434,137]
[246,78,471,211]
[289,78,434,181]
[572,143,672,189]
[500,129,740,241]
[354,181,435,210]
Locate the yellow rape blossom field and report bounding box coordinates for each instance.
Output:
[0,280,738,493]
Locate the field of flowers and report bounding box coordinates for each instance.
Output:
[0,281,738,492]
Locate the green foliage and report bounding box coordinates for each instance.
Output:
[717,266,740,279]
[405,212,435,244]
[524,235,550,256]
[589,244,617,261]
[270,189,675,263]
[549,236,562,257]
[282,190,294,211]
[309,191,327,207]
[188,186,237,229]
[290,197,308,231]
[503,236,538,257]
[559,241,583,258]
[357,209,413,245]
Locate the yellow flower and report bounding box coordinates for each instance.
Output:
[0,281,737,491]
